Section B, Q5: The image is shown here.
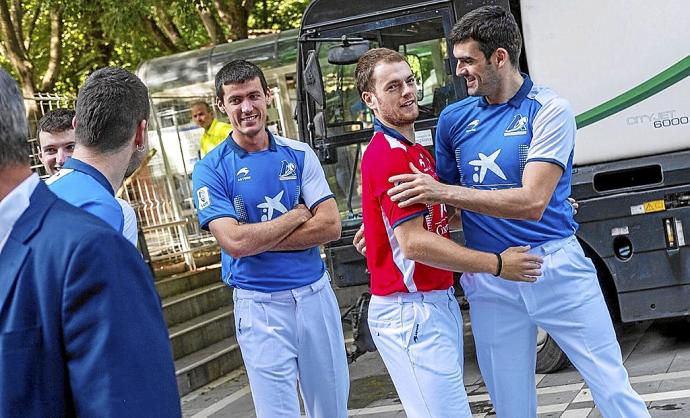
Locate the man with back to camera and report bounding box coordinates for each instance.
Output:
[46,68,148,247]
[192,59,349,418]
[355,47,542,418]
[191,100,233,158]
[0,68,180,418]
[37,108,138,245]
[386,6,649,417]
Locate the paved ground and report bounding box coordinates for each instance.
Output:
[181,313,690,417]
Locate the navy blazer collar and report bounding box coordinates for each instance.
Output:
[5,181,56,245]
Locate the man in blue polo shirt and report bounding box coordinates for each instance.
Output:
[387,6,649,417]
[46,68,147,247]
[192,60,349,418]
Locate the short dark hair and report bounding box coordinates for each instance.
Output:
[75,67,149,154]
[37,108,75,139]
[355,48,407,96]
[450,5,522,67]
[0,69,29,168]
[215,60,269,101]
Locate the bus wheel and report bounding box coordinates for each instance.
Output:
[536,327,570,373]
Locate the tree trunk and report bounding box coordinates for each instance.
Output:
[143,15,179,53]
[0,0,35,95]
[195,1,226,45]
[211,0,233,29]
[39,4,64,91]
[217,0,254,41]
[86,13,114,68]
[9,0,23,49]
[24,4,41,51]
[152,5,188,50]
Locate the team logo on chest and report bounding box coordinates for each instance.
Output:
[279,160,297,181]
[465,119,480,133]
[257,190,288,221]
[236,167,251,181]
[469,149,507,183]
[504,114,528,136]
[417,155,433,174]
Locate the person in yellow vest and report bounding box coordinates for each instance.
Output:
[191,100,232,158]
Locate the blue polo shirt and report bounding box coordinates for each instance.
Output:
[192,132,334,292]
[46,158,124,235]
[435,75,578,253]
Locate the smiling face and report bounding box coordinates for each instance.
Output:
[363,60,419,129]
[217,77,271,146]
[453,39,501,98]
[38,129,75,175]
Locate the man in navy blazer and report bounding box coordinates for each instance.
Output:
[0,69,181,416]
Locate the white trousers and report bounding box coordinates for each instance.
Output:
[462,235,649,418]
[233,273,349,418]
[368,287,472,418]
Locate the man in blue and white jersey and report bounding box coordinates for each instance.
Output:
[46,68,146,247]
[388,6,649,417]
[192,60,349,418]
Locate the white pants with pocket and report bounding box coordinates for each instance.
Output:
[368,287,472,418]
[233,272,349,418]
[462,235,649,418]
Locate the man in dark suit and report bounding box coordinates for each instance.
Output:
[0,69,181,416]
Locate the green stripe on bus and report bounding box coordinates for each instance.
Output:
[575,55,690,129]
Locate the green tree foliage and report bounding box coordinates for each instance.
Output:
[250,0,310,30]
[0,0,309,97]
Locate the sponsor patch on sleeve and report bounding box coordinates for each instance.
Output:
[197,186,211,210]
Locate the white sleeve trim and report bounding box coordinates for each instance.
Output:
[300,145,334,208]
[526,96,576,169]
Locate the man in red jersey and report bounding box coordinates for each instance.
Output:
[355,48,543,418]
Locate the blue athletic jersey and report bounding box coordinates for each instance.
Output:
[192,132,334,292]
[435,75,578,253]
[46,158,124,234]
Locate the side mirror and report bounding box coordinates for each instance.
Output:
[303,50,324,107]
[328,40,370,65]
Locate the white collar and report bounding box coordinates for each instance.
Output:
[0,173,40,253]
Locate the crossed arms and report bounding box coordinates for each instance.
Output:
[208,198,341,258]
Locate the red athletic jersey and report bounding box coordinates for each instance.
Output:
[361,130,453,296]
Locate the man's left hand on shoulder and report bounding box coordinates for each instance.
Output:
[388,163,446,207]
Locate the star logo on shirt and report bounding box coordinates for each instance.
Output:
[257,190,288,221]
[469,149,507,183]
